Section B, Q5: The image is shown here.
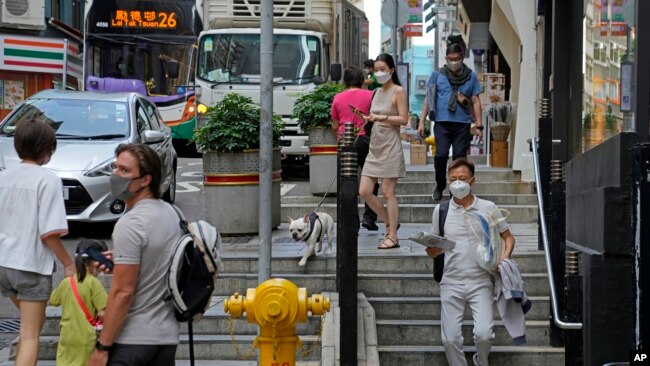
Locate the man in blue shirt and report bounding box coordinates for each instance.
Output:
[418,43,484,202]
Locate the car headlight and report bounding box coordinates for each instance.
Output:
[85,158,116,177]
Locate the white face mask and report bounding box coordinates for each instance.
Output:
[374,71,391,85]
[449,178,473,199]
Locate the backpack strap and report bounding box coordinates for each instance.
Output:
[433,200,450,282]
[69,276,96,326]
[169,203,190,234]
[426,71,439,121]
[438,199,449,236]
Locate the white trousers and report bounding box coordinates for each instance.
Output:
[440,282,495,366]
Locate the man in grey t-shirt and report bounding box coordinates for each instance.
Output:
[89,144,182,366]
[425,159,515,366]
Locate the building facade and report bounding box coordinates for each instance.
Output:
[0,0,83,119]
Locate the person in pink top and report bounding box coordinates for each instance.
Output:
[331,66,379,230]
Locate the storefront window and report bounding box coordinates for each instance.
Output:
[582,0,636,151]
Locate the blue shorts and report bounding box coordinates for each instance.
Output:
[0,266,52,301]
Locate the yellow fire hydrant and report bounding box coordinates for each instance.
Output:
[224,278,330,365]
[425,135,436,156]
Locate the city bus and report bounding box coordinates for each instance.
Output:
[83,0,203,147]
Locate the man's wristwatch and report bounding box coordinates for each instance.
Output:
[475,125,484,131]
[95,340,114,352]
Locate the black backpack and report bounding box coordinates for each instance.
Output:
[433,200,450,282]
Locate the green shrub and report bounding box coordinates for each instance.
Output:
[192,93,284,152]
[292,83,345,131]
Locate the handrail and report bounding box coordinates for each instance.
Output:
[529,138,583,330]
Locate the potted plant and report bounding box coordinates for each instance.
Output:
[293,83,345,195]
[193,93,284,235]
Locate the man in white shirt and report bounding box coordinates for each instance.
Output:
[425,158,515,366]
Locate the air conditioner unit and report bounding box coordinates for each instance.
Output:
[416,75,429,95]
[0,0,45,30]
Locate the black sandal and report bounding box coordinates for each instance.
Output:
[377,237,400,249]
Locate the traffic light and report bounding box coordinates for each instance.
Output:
[423,0,434,12]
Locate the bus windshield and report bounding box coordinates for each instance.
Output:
[86,36,196,96]
[197,34,321,85]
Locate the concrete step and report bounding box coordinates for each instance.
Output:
[396,181,536,195]
[282,193,538,205]
[42,297,324,337]
[422,154,488,165]
[376,319,551,347]
[221,253,547,275]
[368,296,550,321]
[398,168,522,182]
[281,203,539,223]
[214,273,550,298]
[34,334,321,361]
[378,345,565,365]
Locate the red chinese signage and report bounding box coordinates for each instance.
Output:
[402,23,423,37]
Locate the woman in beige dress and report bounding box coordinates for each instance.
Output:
[358,53,409,249]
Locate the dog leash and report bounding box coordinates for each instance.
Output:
[313,176,337,213]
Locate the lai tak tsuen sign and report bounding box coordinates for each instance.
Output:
[110,10,178,29]
[87,0,199,36]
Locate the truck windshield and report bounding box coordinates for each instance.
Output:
[198,34,321,85]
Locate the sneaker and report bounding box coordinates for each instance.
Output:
[432,188,443,202]
[361,218,379,231]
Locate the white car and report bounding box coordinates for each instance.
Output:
[0,90,177,222]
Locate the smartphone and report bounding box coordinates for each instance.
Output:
[84,247,114,270]
[348,105,365,118]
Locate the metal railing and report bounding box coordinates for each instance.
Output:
[529,137,583,330]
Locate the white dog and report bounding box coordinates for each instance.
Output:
[288,212,334,266]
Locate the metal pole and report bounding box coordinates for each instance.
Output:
[338,123,359,365]
[634,0,650,139]
[392,0,398,62]
[564,250,583,365]
[258,0,273,283]
[529,137,582,330]
[549,159,567,346]
[632,143,650,349]
[82,19,87,91]
[433,17,439,71]
[62,39,68,90]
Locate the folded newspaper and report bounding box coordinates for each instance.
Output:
[408,232,456,251]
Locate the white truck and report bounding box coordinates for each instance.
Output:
[195,0,368,165]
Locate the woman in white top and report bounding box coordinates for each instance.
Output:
[0,120,74,365]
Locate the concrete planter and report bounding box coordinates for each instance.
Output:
[202,149,281,235]
[308,127,338,195]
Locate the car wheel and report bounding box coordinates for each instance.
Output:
[163,166,177,203]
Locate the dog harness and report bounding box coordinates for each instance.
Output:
[306,212,323,241]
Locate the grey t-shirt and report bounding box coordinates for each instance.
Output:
[432,196,509,285]
[112,199,182,345]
